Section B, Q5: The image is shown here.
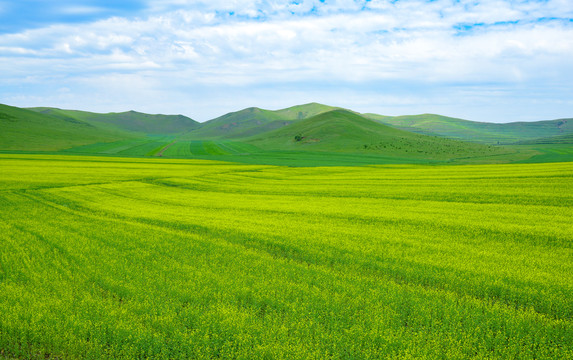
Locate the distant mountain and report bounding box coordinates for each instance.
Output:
[29,107,199,135]
[246,109,509,159]
[182,103,340,140]
[364,113,573,144]
[0,103,131,151]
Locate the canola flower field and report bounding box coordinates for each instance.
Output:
[0,154,572,359]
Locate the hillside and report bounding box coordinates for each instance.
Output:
[365,113,573,144]
[183,103,340,140]
[273,102,341,120]
[29,107,199,135]
[0,104,132,151]
[513,132,573,145]
[183,107,287,139]
[247,110,509,160]
[4,102,568,165]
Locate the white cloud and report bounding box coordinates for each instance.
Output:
[0,0,572,121]
[59,6,107,15]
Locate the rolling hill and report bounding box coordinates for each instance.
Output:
[182,107,287,139]
[0,104,133,151]
[182,103,340,140]
[246,110,509,160]
[513,132,573,145]
[364,113,573,144]
[3,102,570,165]
[29,107,199,135]
[273,102,342,120]
[191,104,572,148]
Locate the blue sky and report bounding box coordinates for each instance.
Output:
[1,0,572,122]
[0,1,146,33]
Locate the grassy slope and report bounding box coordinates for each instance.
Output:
[0,104,132,151]
[273,102,341,119]
[247,110,511,161]
[53,109,532,165]
[29,107,200,135]
[5,102,569,165]
[183,103,340,140]
[1,155,572,359]
[514,132,573,145]
[183,107,287,139]
[365,113,573,144]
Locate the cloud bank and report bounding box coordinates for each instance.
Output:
[1,0,572,122]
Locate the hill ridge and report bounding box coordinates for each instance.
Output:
[244,109,510,160]
[28,107,199,135]
[0,103,132,151]
[364,113,572,144]
[182,103,340,140]
[3,102,571,164]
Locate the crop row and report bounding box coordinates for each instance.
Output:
[0,155,571,359]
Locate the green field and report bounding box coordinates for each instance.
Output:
[1,154,572,359]
[161,141,263,157]
[513,144,573,163]
[61,137,173,157]
[54,139,542,166]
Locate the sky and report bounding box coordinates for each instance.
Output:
[0,0,572,123]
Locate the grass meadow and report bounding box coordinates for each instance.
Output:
[0,154,572,359]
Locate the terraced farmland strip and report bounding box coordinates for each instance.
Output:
[202,141,230,155]
[215,141,261,154]
[188,140,208,155]
[117,141,169,156]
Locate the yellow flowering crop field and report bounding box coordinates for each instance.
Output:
[0,154,571,359]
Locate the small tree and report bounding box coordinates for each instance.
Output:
[294,134,303,142]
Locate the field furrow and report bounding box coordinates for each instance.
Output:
[1,155,572,359]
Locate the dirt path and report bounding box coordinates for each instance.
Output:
[155,141,177,157]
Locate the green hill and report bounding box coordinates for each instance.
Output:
[183,103,340,140]
[5,102,566,165]
[0,104,132,151]
[183,107,287,139]
[513,132,573,145]
[365,113,573,144]
[273,102,341,120]
[29,107,199,135]
[247,110,509,160]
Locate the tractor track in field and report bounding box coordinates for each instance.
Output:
[155,141,177,157]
